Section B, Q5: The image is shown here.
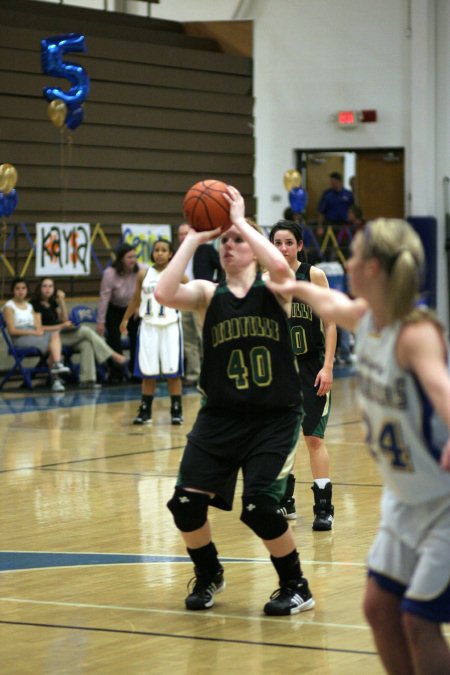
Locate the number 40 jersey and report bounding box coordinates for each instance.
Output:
[200,275,302,412]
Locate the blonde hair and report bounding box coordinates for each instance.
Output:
[245,217,263,234]
[361,218,425,322]
[246,218,264,272]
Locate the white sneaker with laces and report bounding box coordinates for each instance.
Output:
[51,378,65,392]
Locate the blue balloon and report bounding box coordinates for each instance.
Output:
[41,34,89,129]
[0,189,18,217]
[65,105,84,131]
[289,187,307,214]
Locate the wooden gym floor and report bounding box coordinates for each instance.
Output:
[0,372,448,674]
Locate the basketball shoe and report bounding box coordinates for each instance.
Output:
[263,577,315,616]
[276,473,297,519]
[171,401,183,425]
[276,497,297,520]
[133,402,152,425]
[185,567,225,610]
[51,377,65,392]
[312,482,334,531]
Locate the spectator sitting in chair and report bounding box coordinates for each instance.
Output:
[3,277,70,392]
[31,277,126,390]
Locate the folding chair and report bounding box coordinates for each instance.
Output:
[0,312,50,389]
[69,305,97,326]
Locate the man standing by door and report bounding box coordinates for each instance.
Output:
[317,172,354,226]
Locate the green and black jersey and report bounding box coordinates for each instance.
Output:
[199,275,301,411]
[289,264,325,360]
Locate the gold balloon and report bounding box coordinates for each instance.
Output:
[47,99,67,129]
[0,163,18,195]
[283,169,302,191]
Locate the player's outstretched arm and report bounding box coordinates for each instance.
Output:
[266,278,367,332]
[155,226,219,312]
[310,267,337,395]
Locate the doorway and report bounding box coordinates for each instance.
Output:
[296,148,405,222]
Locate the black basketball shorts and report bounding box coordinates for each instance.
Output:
[176,405,302,511]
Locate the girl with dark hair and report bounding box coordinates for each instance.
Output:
[268,220,337,530]
[96,244,146,382]
[121,238,183,425]
[31,277,126,389]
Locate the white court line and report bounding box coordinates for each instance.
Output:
[0,596,370,631]
[2,596,449,639]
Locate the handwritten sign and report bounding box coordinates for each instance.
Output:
[36,222,91,276]
[121,224,172,264]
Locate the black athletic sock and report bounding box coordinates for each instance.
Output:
[171,395,182,413]
[283,473,296,500]
[270,550,302,586]
[187,542,221,577]
[142,395,153,412]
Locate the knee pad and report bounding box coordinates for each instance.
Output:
[167,487,210,532]
[240,495,288,540]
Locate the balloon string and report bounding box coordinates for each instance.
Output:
[59,127,65,221]
[61,130,74,224]
[0,218,7,303]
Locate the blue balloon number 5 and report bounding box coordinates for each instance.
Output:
[41,33,90,130]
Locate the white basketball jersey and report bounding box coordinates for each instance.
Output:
[355,312,450,504]
[139,267,179,326]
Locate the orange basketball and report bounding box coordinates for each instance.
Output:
[183,179,232,233]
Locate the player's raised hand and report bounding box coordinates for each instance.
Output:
[184,224,222,244]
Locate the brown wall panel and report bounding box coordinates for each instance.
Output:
[1,45,252,96]
[1,25,251,75]
[3,120,254,155]
[0,73,253,115]
[23,167,254,195]
[0,96,252,136]
[0,1,218,52]
[85,103,253,134]
[3,143,254,175]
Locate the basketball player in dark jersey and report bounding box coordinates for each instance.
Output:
[269,221,337,530]
[155,186,314,616]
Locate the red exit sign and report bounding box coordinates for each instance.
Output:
[338,110,358,127]
[337,109,377,127]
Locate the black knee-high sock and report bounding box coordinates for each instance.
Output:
[187,542,221,576]
[142,394,153,411]
[284,473,296,499]
[171,395,182,412]
[270,550,302,585]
